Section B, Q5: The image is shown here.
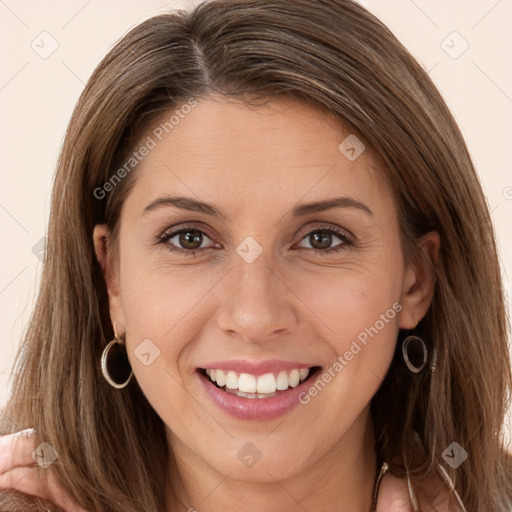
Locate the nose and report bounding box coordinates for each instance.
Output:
[216,249,298,345]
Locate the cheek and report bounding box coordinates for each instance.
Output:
[116,260,209,423]
[116,245,231,388]
[293,238,405,379]
[300,246,403,342]
[294,270,401,370]
[118,265,210,358]
[116,227,209,336]
[291,259,404,439]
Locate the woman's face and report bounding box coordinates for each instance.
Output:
[95,96,435,485]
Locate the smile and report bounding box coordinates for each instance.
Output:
[196,361,322,420]
[203,368,312,398]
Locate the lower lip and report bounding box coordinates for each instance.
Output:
[197,368,320,420]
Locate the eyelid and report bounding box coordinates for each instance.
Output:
[158,221,216,241]
[295,222,356,243]
[158,221,355,241]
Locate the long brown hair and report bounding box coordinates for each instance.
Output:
[1,0,511,510]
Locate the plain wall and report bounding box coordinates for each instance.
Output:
[1,0,511,450]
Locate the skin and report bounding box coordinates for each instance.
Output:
[92,96,440,512]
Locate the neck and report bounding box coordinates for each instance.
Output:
[165,406,378,512]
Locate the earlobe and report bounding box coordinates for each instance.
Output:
[399,231,440,329]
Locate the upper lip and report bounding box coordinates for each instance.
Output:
[197,359,319,376]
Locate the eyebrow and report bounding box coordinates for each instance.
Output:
[142,195,373,219]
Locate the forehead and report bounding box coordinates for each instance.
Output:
[123,96,392,219]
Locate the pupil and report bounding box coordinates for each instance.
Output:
[180,230,202,249]
[311,230,331,249]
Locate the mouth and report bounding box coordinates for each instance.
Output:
[197,366,322,400]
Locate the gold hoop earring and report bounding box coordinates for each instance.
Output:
[402,335,428,373]
[101,322,133,389]
[402,335,437,374]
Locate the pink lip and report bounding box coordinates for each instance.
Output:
[196,365,321,421]
[197,358,317,376]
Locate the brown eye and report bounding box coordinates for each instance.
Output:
[297,227,353,254]
[309,230,334,250]
[177,229,203,250]
[159,227,218,254]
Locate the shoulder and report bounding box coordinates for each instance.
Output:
[377,468,461,512]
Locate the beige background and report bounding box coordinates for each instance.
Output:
[1,0,511,450]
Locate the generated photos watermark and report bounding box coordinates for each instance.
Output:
[93,97,198,200]
[298,302,402,405]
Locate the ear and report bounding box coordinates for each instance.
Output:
[399,231,440,329]
[93,224,126,331]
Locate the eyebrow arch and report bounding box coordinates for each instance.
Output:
[291,197,373,217]
[142,195,373,219]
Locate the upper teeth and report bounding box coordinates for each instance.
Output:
[205,368,310,394]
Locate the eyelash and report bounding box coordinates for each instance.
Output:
[157,224,355,257]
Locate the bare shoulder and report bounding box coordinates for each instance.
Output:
[376,468,461,512]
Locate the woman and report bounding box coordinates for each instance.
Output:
[1,0,511,510]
